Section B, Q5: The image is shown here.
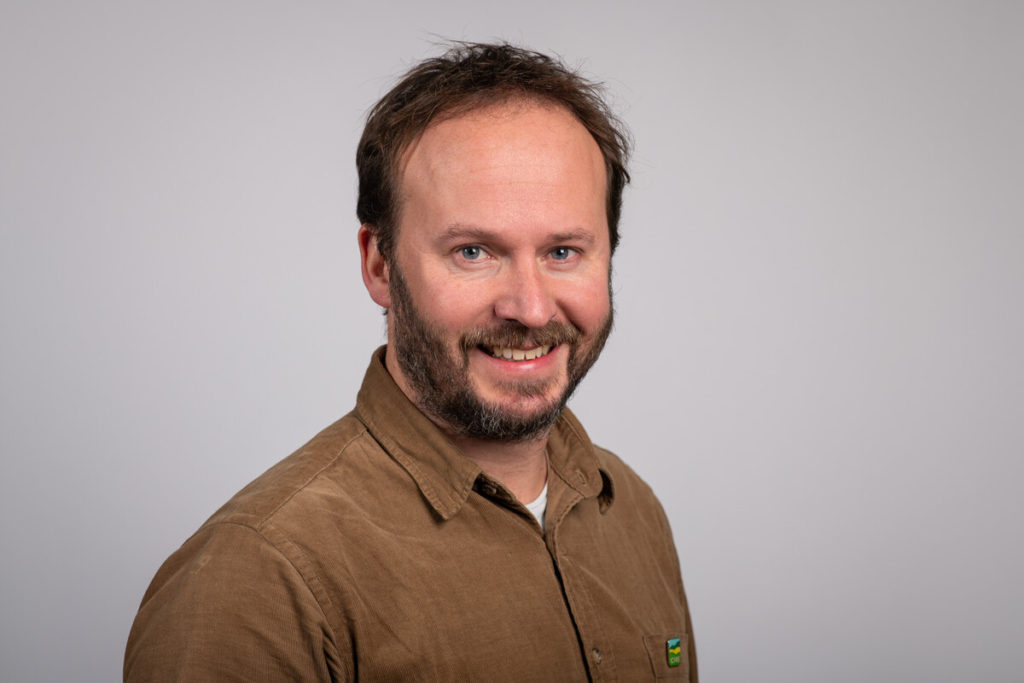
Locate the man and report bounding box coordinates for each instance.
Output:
[125,42,696,681]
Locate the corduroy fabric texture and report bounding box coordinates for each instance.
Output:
[125,348,696,681]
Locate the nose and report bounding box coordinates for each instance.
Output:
[492,259,557,329]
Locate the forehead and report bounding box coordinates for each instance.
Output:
[396,101,608,234]
[404,100,602,172]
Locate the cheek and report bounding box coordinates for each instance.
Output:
[418,275,497,330]
[396,254,469,326]
[561,276,611,333]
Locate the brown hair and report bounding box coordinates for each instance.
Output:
[356,42,631,260]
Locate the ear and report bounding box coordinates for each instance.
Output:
[358,224,391,308]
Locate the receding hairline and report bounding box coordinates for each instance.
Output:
[389,95,612,239]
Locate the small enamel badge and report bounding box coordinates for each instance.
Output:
[666,637,682,667]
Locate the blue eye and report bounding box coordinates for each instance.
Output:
[550,247,574,261]
[460,246,483,260]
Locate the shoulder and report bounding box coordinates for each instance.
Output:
[200,410,399,532]
[592,444,662,507]
[589,443,683,553]
[124,413,386,681]
[125,517,347,681]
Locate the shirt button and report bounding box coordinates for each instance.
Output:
[591,648,602,665]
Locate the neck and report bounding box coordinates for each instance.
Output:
[451,433,549,503]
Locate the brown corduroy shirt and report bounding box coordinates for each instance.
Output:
[125,348,696,681]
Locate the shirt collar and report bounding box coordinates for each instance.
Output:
[354,346,614,520]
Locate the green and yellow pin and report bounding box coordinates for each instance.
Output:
[666,637,682,667]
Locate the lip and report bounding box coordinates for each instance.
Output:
[472,343,564,375]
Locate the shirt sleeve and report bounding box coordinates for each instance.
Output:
[124,522,348,682]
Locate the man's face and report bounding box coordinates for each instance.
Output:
[384,101,613,441]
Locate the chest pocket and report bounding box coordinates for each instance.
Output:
[643,633,690,680]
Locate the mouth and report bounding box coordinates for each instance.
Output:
[480,344,554,362]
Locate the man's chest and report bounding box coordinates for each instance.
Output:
[300,495,689,681]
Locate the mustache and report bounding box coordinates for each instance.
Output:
[459,320,581,352]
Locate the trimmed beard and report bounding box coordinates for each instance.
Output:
[387,264,613,442]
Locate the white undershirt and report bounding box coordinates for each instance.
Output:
[523,481,549,529]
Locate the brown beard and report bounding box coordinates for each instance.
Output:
[387,264,613,442]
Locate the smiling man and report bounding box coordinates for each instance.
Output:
[126,43,696,682]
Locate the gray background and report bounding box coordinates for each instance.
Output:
[2,1,1021,681]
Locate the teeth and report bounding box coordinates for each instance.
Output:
[488,345,552,361]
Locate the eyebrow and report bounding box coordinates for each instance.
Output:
[439,224,597,245]
[439,225,495,243]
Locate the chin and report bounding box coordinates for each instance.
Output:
[474,378,566,408]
